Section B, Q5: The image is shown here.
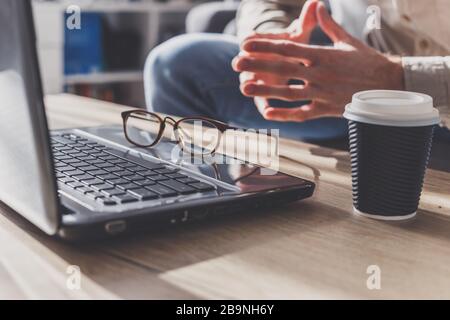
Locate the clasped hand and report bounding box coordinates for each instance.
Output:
[232,0,404,122]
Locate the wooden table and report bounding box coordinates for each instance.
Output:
[1,94,449,299]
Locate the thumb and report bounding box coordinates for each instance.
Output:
[292,0,319,41]
[316,1,352,43]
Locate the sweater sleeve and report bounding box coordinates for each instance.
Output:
[402,56,450,128]
[236,0,304,41]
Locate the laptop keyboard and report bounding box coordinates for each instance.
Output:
[51,133,216,206]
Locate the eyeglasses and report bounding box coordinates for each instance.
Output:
[121,110,237,155]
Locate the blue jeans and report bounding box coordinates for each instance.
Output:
[144,33,349,141]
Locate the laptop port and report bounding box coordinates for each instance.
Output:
[105,220,127,235]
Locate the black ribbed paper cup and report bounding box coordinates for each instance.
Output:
[348,121,434,219]
[344,90,440,220]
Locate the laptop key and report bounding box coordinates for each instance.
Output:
[129,166,148,173]
[96,152,112,158]
[97,173,118,181]
[166,173,188,179]
[51,136,73,145]
[125,174,146,182]
[128,189,158,200]
[55,172,66,179]
[78,156,97,162]
[63,158,83,164]
[99,155,116,161]
[52,152,65,157]
[54,162,68,168]
[74,146,92,152]
[58,177,74,184]
[86,159,104,165]
[66,169,85,177]
[146,184,178,197]
[86,151,103,157]
[116,183,141,191]
[75,186,94,194]
[102,189,126,197]
[71,161,90,168]
[105,167,122,173]
[77,165,98,172]
[98,198,117,206]
[59,165,76,172]
[113,194,139,204]
[61,149,79,155]
[87,169,108,176]
[155,168,179,175]
[82,178,104,186]
[86,192,105,200]
[54,155,72,161]
[107,159,126,165]
[148,174,170,181]
[67,181,85,189]
[137,170,158,177]
[91,183,115,192]
[54,146,72,152]
[72,152,87,158]
[76,174,95,181]
[95,162,114,169]
[190,182,216,192]
[106,178,129,185]
[177,177,201,184]
[104,148,166,169]
[67,143,85,148]
[84,141,100,146]
[115,170,134,177]
[135,179,156,187]
[159,180,197,194]
[117,162,136,169]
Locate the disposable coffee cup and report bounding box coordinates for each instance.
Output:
[343,90,440,220]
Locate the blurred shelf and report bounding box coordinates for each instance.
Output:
[34,0,195,13]
[64,71,143,85]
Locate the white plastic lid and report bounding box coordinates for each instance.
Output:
[343,90,440,127]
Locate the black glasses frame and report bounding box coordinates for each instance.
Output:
[121,110,240,154]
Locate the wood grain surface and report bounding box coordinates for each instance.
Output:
[0,94,449,299]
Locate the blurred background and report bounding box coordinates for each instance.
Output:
[33,0,240,107]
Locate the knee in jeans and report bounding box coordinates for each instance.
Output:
[144,34,215,111]
[145,35,215,85]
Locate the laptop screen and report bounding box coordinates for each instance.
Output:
[0,0,60,234]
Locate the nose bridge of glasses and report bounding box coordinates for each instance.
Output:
[163,116,177,126]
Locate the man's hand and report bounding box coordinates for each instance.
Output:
[233,0,319,115]
[233,1,405,122]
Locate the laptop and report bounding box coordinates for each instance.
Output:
[0,0,315,241]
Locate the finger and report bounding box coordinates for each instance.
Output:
[263,102,338,122]
[239,71,257,84]
[243,32,291,44]
[316,1,354,44]
[253,96,271,116]
[234,56,315,80]
[242,39,328,64]
[241,75,288,87]
[292,0,319,41]
[233,53,274,72]
[241,83,315,102]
